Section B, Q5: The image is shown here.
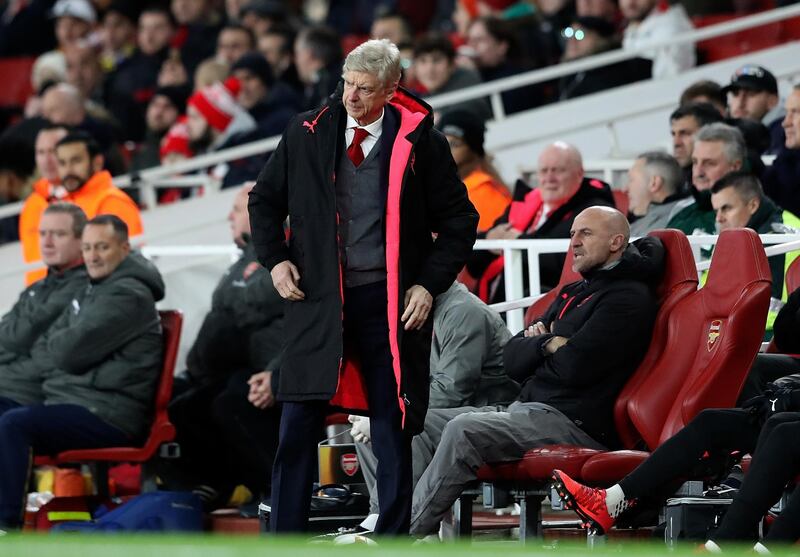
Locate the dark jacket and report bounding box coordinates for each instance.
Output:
[186,241,284,384]
[0,265,88,405]
[105,49,167,143]
[249,82,302,139]
[41,253,165,439]
[504,237,664,448]
[468,177,616,301]
[666,186,716,236]
[773,285,800,354]
[248,85,479,434]
[763,148,800,220]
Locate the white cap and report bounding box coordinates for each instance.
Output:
[51,0,97,23]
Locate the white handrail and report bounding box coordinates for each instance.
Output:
[427,4,800,118]
[90,4,800,191]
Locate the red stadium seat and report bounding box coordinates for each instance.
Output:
[612,190,629,217]
[523,245,580,326]
[0,57,34,108]
[580,228,771,487]
[44,310,183,497]
[467,229,697,540]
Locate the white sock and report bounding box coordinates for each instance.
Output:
[704,540,722,554]
[604,484,628,517]
[753,541,771,555]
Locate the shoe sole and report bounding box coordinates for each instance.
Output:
[551,471,608,535]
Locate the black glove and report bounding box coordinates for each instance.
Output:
[741,384,800,423]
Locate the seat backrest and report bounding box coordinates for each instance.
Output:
[628,229,771,449]
[523,246,581,325]
[154,310,182,414]
[0,57,34,107]
[614,229,698,448]
[786,256,800,295]
[612,190,629,216]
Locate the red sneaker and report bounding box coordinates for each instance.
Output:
[551,469,615,534]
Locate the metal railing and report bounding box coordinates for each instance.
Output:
[477,233,800,333]
[0,6,796,222]
[426,3,800,120]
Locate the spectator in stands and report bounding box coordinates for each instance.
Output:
[170,0,223,76]
[257,24,301,93]
[409,207,663,536]
[553,388,800,551]
[248,38,478,535]
[99,0,139,74]
[239,0,288,38]
[626,151,692,237]
[130,86,190,172]
[19,124,70,282]
[669,102,724,183]
[349,279,519,534]
[668,123,745,236]
[294,25,343,111]
[467,142,615,302]
[21,131,143,252]
[0,0,58,56]
[0,214,164,532]
[216,24,256,66]
[160,117,194,166]
[711,171,785,301]
[371,11,414,45]
[438,110,510,232]
[723,64,786,155]
[763,85,800,220]
[11,82,122,176]
[412,33,491,122]
[576,0,622,25]
[465,16,545,114]
[51,0,97,51]
[164,184,284,509]
[559,16,652,100]
[0,139,36,243]
[231,53,300,139]
[620,0,694,79]
[105,5,176,142]
[680,79,727,116]
[186,78,264,187]
[0,203,87,407]
[63,44,108,118]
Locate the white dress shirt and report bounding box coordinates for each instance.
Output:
[345,109,384,159]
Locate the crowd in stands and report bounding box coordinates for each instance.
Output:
[3,0,800,549]
[1,0,798,243]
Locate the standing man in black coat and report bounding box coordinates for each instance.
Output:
[248,39,479,536]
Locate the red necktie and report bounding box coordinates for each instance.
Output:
[347,128,369,167]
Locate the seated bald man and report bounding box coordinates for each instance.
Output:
[409,207,665,536]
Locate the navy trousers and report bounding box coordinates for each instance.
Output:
[0,400,129,528]
[270,280,412,534]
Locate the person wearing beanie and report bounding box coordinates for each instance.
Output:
[438,110,510,232]
[231,52,300,139]
[186,77,265,188]
[559,16,651,100]
[131,85,191,172]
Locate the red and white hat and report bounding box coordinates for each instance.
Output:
[187,77,242,132]
[160,116,193,161]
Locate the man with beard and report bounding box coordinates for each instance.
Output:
[52,131,142,239]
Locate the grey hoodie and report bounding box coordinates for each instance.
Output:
[41,252,165,439]
[0,265,88,405]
